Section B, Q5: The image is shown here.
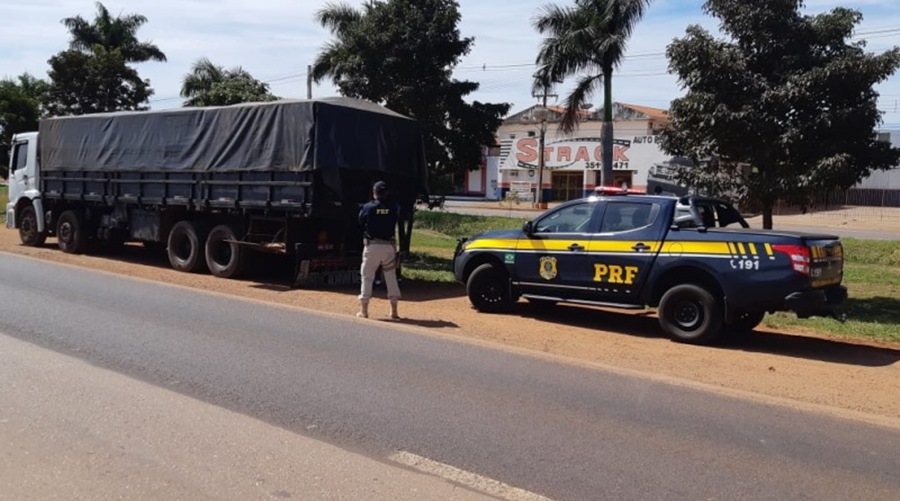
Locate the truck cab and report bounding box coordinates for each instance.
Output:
[5,132,47,245]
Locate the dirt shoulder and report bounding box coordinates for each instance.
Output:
[3,228,899,425]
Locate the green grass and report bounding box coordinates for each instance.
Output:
[764,263,900,342]
[764,238,900,341]
[413,210,528,239]
[403,211,528,283]
[406,210,900,342]
[841,238,900,266]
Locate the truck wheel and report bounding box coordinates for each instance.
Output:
[467,263,514,313]
[18,205,47,246]
[658,284,723,344]
[729,310,766,334]
[205,224,244,279]
[56,210,88,254]
[167,221,208,273]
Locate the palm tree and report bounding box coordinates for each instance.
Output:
[310,3,371,96]
[181,58,227,105]
[62,1,166,63]
[181,58,275,107]
[533,0,651,187]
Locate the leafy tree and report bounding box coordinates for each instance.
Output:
[660,0,900,229]
[311,0,510,188]
[46,47,152,115]
[44,3,163,116]
[0,74,49,178]
[181,58,278,107]
[533,0,652,187]
[62,1,166,63]
[0,74,48,140]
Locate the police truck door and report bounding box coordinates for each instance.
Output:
[514,200,600,300]
[588,200,662,305]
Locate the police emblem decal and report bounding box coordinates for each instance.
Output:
[539,256,558,280]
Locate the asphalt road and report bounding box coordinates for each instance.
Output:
[1,253,899,500]
[442,200,900,240]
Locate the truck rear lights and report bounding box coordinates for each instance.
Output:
[772,244,810,275]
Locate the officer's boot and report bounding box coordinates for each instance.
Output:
[389,298,400,320]
[357,299,369,318]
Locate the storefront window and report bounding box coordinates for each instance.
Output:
[550,172,584,202]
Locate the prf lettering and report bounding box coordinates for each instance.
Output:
[376,208,391,215]
[593,264,639,285]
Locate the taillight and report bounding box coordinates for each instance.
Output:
[772,244,810,275]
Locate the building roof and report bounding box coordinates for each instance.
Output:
[503,101,668,124]
[617,103,669,120]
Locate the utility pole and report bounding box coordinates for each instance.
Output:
[532,85,557,209]
[307,65,312,99]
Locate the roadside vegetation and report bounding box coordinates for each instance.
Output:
[404,210,527,283]
[407,210,900,343]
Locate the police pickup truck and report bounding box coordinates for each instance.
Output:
[453,190,846,344]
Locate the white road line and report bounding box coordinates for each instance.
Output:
[388,450,554,501]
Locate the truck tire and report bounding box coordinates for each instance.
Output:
[18,205,47,247]
[729,310,766,334]
[167,221,208,273]
[205,224,244,279]
[467,263,514,313]
[658,284,723,344]
[56,210,89,254]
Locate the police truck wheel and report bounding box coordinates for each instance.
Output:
[19,205,47,246]
[658,284,723,344]
[205,224,244,278]
[467,263,514,313]
[56,210,88,254]
[729,310,766,333]
[167,221,208,273]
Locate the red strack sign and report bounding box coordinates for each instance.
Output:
[514,137,631,170]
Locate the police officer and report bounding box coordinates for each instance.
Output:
[357,181,401,319]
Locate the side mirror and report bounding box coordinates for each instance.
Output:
[522,221,534,235]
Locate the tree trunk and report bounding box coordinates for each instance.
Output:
[601,67,614,187]
[762,205,774,230]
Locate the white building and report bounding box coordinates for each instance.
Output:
[861,130,900,189]
[462,106,900,206]
[490,102,674,202]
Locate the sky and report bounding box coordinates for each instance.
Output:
[2,0,900,127]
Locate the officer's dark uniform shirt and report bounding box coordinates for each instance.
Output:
[358,198,399,241]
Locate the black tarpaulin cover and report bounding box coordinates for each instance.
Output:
[38,97,428,198]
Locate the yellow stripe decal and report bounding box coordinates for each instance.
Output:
[464,238,518,250]
[585,241,663,253]
[519,240,590,251]
[466,238,763,257]
[737,242,747,256]
[666,241,734,255]
[748,243,758,256]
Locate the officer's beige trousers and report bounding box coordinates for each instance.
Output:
[359,242,401,300]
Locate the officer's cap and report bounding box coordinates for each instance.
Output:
[373,181,388,194]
